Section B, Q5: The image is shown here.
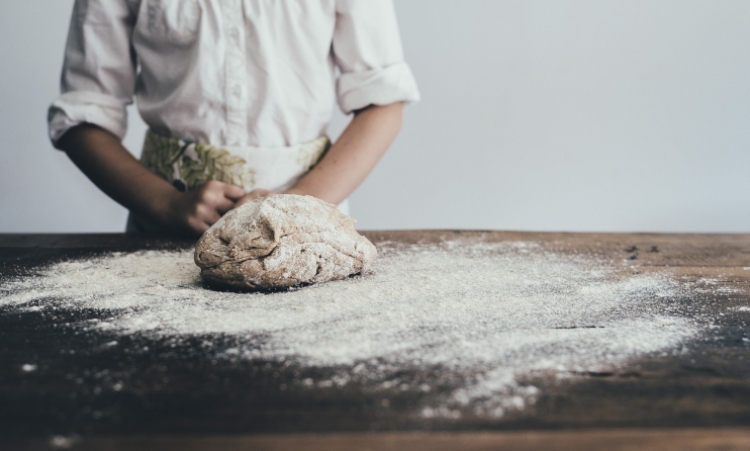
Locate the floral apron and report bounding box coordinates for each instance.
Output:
[126,131,346,232]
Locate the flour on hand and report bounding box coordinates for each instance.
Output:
[194,194,376,291]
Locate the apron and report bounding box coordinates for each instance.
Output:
[126,131,348,232]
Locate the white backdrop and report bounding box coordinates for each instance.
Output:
[1,0,749,233]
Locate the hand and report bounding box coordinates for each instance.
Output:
[232,186,314,211]
[234,188,275,209]
[161,180,245,235]
[270,103,404,205]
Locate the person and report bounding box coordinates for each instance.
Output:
[48,0,420,235]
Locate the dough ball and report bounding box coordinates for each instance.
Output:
[194,194,377,291]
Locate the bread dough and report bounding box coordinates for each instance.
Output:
[194,194,377,291]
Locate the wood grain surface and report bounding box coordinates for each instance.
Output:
[1,232,750,451]
[8,429,750,451]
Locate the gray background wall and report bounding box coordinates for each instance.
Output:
[1,0,749,233]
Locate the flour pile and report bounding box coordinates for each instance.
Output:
[0,241,703,417]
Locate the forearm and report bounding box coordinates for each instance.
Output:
[58,124,177,223]
[288,102,404,205]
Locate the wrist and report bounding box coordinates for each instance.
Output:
[148,187,181,227]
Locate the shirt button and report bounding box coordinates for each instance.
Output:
[228,27,239,40]
[232,85,242,97]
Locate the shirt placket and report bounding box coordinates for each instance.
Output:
[222,0,248,146]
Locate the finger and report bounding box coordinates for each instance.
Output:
[188,218,210,236]
[238,190,267,204]
[250,189,274,199]
[195,184,236,214]
[234,195,253,209]
[230,190,274,211]
[196,222,210,234]
[222,183,246,201]
[197,204,221,225]
[215,196,236,215]
[204,210,221,226]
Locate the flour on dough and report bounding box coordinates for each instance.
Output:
[194,194,377,291]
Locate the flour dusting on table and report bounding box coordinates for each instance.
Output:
[1,241,706,418]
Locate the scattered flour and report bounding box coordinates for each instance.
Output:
[1,241,706,418]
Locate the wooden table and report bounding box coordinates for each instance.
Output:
[2,232,750,450]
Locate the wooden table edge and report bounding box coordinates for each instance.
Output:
[9,428,750,451]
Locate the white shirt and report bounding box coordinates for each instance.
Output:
[48,0,420,148]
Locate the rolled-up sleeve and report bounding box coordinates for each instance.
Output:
[333,0,420,114]
[48,0,137,148]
